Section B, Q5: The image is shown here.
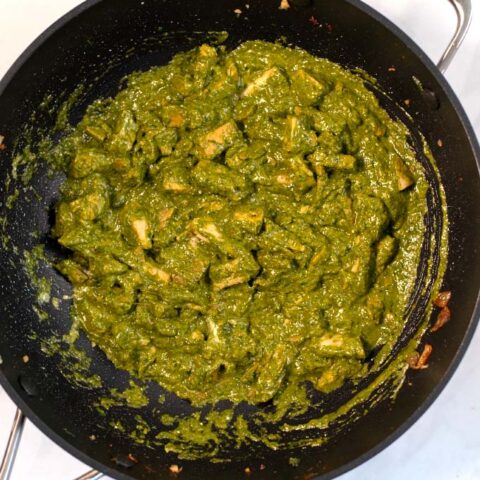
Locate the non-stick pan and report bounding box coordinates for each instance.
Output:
[1,1,479,479]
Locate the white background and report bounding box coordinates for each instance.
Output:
[0,1,479,479]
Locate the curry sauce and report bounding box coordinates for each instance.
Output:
[51,41,429,411]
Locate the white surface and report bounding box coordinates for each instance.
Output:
[0,1,479,479]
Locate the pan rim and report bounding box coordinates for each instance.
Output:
[0,0,479,479]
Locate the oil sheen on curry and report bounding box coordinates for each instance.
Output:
[51,41,428,410]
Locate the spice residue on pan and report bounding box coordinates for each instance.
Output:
[8,39,448,460]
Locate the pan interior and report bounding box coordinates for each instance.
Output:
[0,1,478,479]
[1,29,445,461]
[18,38,444,460]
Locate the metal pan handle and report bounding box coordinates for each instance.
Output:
[438,0,472,73]
[0,409,25,480]
[0,408,103,480]
[73,470,103,480]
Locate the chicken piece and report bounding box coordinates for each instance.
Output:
[308,149,358,171]
[70,150,112,178]
[283,115,317,154]
[393,155,415,191]
[375,235,398,273]
[290,69,326,105]
[242,67,280,97]
[142,260,171,283]
[158,208,175,229]
[312,333,365,359]
[131,218,152,249]
[109,110,137,154]
[233,206,265,234]
[196,121,241,160]
[192,159,249,199]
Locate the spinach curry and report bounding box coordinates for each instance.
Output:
[52,41,428,411]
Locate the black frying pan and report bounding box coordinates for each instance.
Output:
[1,1,480,479]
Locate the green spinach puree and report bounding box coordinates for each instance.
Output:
[52,41,428,409]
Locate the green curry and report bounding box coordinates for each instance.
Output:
[51,41,428,409]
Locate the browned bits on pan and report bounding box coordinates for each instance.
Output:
[244,467,252,475]
[433,291,451,308]
[418,343,433,368]
[306,16,332,31]
[431,306,451,333]
[409,344,433,370]
[127,453,139,464]
[408,352,420,368]
[169,465,183,474]
[437,139,444,147]
[22,355,29,363]
[431,291,452,333]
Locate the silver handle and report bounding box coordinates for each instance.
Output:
[73,470,103,480]
[0,409,25,480]
[438,0,472,73]
[0,407,104,480]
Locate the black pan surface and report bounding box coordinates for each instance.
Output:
[0,1,479,479]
